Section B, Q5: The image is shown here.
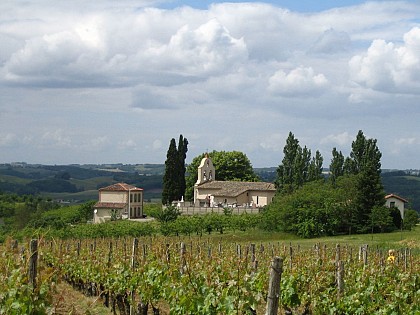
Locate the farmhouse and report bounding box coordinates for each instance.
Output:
[93,183,144,223]
[194,155,276,208]
[385,193,408,219]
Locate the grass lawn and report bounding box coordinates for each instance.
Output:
[192,225,420,251]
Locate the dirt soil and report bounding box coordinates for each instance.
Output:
[51,281,111,315]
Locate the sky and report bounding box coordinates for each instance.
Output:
[1,1,420,169]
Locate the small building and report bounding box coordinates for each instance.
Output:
[194,155,276,208]
[385,193,408,219]
[93,183,143,223]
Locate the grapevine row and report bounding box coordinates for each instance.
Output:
[39,236,419,314]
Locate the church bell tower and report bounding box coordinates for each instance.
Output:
[196,153,215,185]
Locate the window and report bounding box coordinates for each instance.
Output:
[130,194,133,203]
[390,201,396,208]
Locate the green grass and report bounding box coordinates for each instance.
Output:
[0,175,32,185]
[185,226,420,252]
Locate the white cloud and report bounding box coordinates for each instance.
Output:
[152,139,162,150]
[309,28,351,54]
[3,13,247,87]
[395,137,417,145]
[40,129,72,147]
[0,133,18,147]
[85,136,109,150]
[118,139,137,150]
[320,132,353,147]
[1,1,420,168]
[259,133,285,151]
[158,18,248,76]
[268,66,328,97]
[349,27,420,94]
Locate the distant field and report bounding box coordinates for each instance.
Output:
[0,175,32,185]
[41,190,98,203]
[68,176,115,190]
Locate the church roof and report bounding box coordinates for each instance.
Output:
[197,180,276,197]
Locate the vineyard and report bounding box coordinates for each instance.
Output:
[1,235,419,315]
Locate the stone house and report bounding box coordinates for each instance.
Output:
[385,193,408,219]
[93,182,143,223]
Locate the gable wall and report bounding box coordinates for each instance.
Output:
[385,197,405,219]
[100,191,127,203]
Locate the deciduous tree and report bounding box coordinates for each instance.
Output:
[275,132,323,194]
[329,148,344,186]
[185,150,259,201]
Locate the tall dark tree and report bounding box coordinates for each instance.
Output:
[308,150,324,182]
[329,148,344,185]
[275,132,322,194]
[177,134,188,200]
[348,130,385,232]
[343,156,356,175]
[275,132,300,193]
[350,130,368,174]
[162,135,189,205]
[162,138,178,205]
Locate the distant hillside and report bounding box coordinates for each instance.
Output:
[0,163,419,211]
[381,170,420,212]
[0,163,164,203]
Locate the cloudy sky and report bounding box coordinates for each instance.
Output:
[1,1,420,169]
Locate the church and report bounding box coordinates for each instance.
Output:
[193,154,276,208]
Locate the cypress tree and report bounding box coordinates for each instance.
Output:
[162,135,188,205]
[162,138,178,205]
[177,134,188,201]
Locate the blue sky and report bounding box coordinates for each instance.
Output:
[1,0,420,169]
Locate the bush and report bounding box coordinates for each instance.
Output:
[403,209,419,230]
[154,205,181,223]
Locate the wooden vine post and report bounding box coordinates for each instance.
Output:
[265,256,283,315]
[180,242,186,275]
[166,243,170,263]
[337,261,344,297]
[28,239,38,289]
[289,244,293,270]
[130,238,139,315]
[335,244,341,265]
[362,245,368,266]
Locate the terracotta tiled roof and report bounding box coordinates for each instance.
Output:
[385,194,408,203]
[94,202,126,209]
[197,180,276,197]
[99,182,143,192]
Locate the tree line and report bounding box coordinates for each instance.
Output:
[162,131,418,237]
